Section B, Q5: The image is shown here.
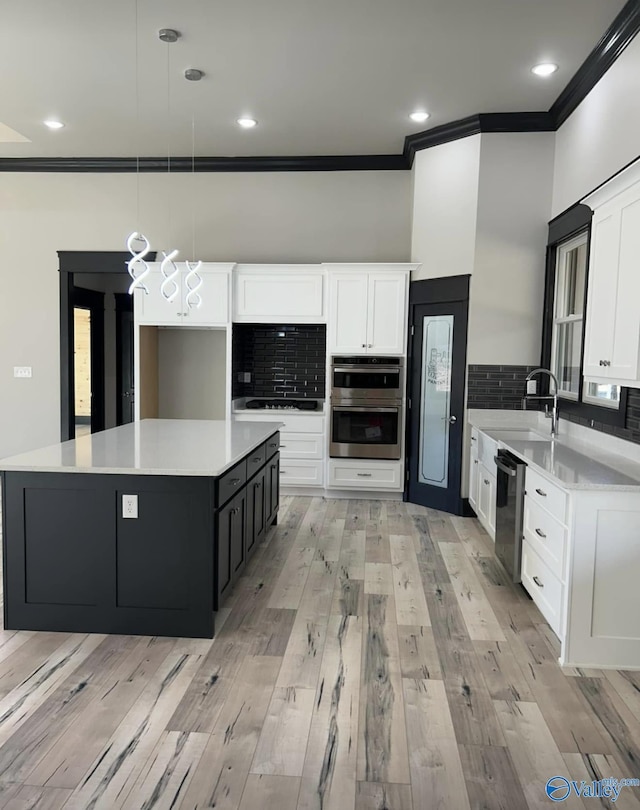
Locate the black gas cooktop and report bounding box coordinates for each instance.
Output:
[245,399,319,411]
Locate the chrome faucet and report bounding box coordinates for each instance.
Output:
[522,368,559,438]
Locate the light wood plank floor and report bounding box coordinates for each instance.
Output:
[0,496,639,809]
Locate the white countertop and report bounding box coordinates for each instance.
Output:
[468,410,640,491]
[0,419,282,477]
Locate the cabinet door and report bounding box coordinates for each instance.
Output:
[610,195,640,381]
[267,453,280,525]
[182,268,230,326]
[246,468,266,558]
[215,499,233,608]
[477,465,496,540]
[234,267,325,323]
[583,208,619,378]
[367,273,408,355]
[469,446,479,513]
[135,265,183,325]
[328,274,369,353]
[230,490,247,581]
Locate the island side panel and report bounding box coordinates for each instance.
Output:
[1,471,214,638]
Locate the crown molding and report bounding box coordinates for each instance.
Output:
[0,1,638,173]
[0,154,407,173]
[550,0,640,128]
[403,112,554,164]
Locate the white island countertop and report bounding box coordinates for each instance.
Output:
[0,419,283,477]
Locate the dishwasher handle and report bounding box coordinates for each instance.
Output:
[494,455,518,477]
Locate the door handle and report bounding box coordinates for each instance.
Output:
[532,576,544,588]
[535,528,547,538]
[441,415,457,424]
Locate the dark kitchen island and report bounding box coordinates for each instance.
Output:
[0,419,281,638]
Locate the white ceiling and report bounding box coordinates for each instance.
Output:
[0,0,627,158]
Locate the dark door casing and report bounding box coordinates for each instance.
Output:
[406,276,470,515]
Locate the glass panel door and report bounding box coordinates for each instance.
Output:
[418,315,453,487]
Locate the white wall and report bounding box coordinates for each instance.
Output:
[0,170,411,457]
[411,136,481,279]
[552,33,640,216]
[469,133,554,365]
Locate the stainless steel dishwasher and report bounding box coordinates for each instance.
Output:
[494,450,527,583]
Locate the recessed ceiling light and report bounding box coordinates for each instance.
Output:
[237,118,257,129]
[409,111,430,123]
[531,63,558,77]
[44,120,65,129]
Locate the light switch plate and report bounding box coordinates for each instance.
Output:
[14,367,32,378]
[122,494,138,519]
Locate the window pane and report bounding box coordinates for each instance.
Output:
[555,239,587,318]
[554,321,581,396]
[583,381,621,409]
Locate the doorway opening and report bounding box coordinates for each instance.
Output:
[59,251,155,442]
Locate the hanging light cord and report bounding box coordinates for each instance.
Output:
[191,114,196,262]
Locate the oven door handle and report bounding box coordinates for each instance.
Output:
[332,367,400,374]
[332,406,398,413]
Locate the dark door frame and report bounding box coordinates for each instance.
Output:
[58,250,156,441]
[71,286,106,435]
[405,275,470,515]
[115,292,134,426]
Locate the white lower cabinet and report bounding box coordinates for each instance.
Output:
[469,442,479,514]
[328,459,403,490]
[234,411,325,487]
[476,463,496,540]
[521,541,564,639]
[280,459,324,487]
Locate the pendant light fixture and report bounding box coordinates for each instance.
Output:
[127,0,151,295]
[159,27,181,303]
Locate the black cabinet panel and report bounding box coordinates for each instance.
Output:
[267,453,280,526]
[247,467,266,558]
[116,490,192,610]
[230,490,247,578]
[217,460,247,507]
[216,500,233,609]
[247,443,266,479]
[24,487,111,606]
[266,433,280,459]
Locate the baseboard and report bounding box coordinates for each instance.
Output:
[280,486,403,501]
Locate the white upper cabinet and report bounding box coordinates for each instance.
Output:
[326,265,414,355]
[583,161,640,387]
[328,273,369,352]
[233,265,325,323]
[135,262,233,327]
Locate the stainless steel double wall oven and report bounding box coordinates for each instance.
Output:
[329,356,404,460]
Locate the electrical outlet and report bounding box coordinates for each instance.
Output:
[238,372,251,383]
[14,366,32,378]
[526,379,537,395]
[122,494,138,519]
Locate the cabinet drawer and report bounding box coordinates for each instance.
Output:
[280,432,324,460]
[216,460,247,507]
[246,443,266,479]
[525,468,567,525]
[234,413,325,434]
[280,459,324,487]
[523,497,567,579]
[265,433,280,459]
[328,460,403,490]
[521,542,563,639]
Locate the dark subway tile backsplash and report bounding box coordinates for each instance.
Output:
[232,324,327,400]
[467,365,539,410]
[467,364,640,445]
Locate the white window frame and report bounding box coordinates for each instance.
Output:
[550,232,588,402]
